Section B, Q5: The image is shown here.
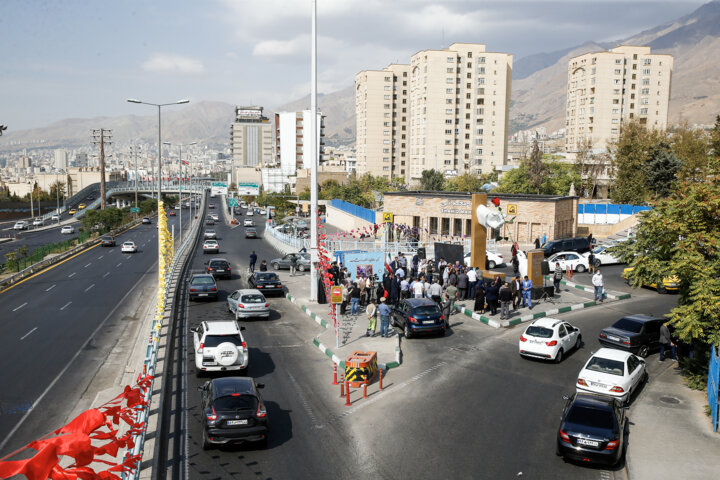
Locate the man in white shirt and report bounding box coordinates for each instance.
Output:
[592,270,604,303]
[413,279,424,298]
[467,268,478,298]
[395,266,405,279]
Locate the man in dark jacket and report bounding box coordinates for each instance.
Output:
[457,269,469,300]
[659,322,677,362]
[499,282,513,321]
[441,293,453,329]
[510,275,522,310]
[485,279,499,315]
[389,274,401,305]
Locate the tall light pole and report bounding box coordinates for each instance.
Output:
[130,145,141,211]
[164,141,196,242]
[309,0,319,301]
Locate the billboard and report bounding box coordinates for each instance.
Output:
[433,242,464,266]
[210,181,228,196]
[334,250,386,282]
[237,182,260,196]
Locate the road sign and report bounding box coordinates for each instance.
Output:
[228,198,238,207]
[330,286,343,304]
[130,207,140,213]
[211,181,227,187]
[382,212,394,223]
[507,204,517,215]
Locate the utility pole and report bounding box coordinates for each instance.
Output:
[130,145,141,210]
[92,129,112,209]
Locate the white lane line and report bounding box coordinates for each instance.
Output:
[68,272,76,278]
[20,327,38,340]
[116,263,122,268]
[85,284,95,292]
[103,272,110,278]
[84,262,92,268]
[60,301,72,311]
[13,302,28,312]
[97,255,104,260]
[46,284,56,292]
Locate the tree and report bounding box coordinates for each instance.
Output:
[645,142,682,198]
[573,139,608,198]
[609,121,659,204]
[671,123,710,183]
[711,115,720,160]
[610,179,720,349]
[419,169,445,191]
[495,160,579,196]
[444,173,494,192]
[526,139,548,194]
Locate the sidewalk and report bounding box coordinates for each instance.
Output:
[627,362,720,479]
[279,272,400,370]
[453,276,630,328]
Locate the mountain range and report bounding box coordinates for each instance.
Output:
[2,1,719,153]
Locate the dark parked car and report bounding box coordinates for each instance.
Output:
[598,315,664,357]
[557,392,627,466]
[188,273,218,301]
[391,298,446,338]
[248,272,283,295]
[245,227,258,239]
[270,252,310,271]
[100,235,115,247]
[542,237,592,257]
[206,258,232,279]
[198,377,268,450]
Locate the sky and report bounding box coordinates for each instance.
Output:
[0,0,705,131]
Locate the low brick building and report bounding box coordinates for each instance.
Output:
[381,191,578,245]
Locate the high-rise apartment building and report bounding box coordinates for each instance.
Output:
[230,106,273,167]
[274,110,325,173]
[356,64,411,180]
[355,43,512,182]
[54,149,68,170]
[565,45,673,151]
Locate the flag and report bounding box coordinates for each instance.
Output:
[181,160,189,165]
[385,252,393,274]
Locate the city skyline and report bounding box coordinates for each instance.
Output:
[0,0,704,131]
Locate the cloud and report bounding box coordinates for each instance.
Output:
[141,53,205,74]
[253,35,309,57]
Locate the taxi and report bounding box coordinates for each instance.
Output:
[78,203,86,209]
[622,267,679,294]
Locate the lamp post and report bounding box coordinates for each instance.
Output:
[164,141,196,242]
[129,145,141,212]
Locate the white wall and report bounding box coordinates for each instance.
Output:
[325,204,374,232]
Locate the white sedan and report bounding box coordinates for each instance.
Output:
[60,225,75,234]
[463,251,505,269]
[547,251,590,273]
[203,239,219,254]
[519,317,582,362]
[585,245,623,267]
[576,348,647,403]
[243,219,254,227]
[121,241,138,253]
[227,289,270,320]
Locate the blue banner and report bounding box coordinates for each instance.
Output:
[335,250,386,281]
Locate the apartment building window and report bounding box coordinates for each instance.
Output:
[445,129,452,134]
[640,108,648,115]
[384,104,390,109]
[383,140,390,144]
[641,88,650,94]
[384,95,391,100]
[476,108,484,115]
[383,166,389,171]
[447,57,454,63]
[614,79,621,85]
[429,217,438,235]
[644,58,651,65]
[384,85,391,91]
[477,128,483,135]
[613,99,619,104]
[447,67,454,73]
[466,93,472,99]
[445,119,452,124]
[446,99,453,104]
[612,118,619,124]
[478,78,485,85]
[384,113,390,117]
[477,88,485,95]
[446,78,454,84]
[441,218,450,235]
[445,109,453,114]
[611,128,619,134]
[446,88,453,94]
[444,149,452,155]
[614,69,621,74]
[642,68,651,75]
[641,98,649,105]
[384,76,391,81]
[479,57,486,63]
[445,139,452,145]
[612,108,619,114]
[615,59,622,64]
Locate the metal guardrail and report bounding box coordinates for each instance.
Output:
[122,195,206,480]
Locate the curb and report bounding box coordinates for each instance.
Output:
[454,283,632,329]
[284,291,400,371]
[545,276,632,300]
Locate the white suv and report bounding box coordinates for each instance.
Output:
[519,317,582,363]
[13,221,29,230]
[191,321,249,376]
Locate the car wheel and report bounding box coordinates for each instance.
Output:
[404,323,412,339]
[488,260,496,269]
[575,264,586,273]
[227,303,232,313]
[298,264,305,272]
[594,259,601,267]
[272,263,280,270]
[440,328,446,337]
[643,370,649,384]
[638,345,650,358]
[575,335,582,350]
[555,348,564,363]
[202,430,212,450]
[656,284,667,294]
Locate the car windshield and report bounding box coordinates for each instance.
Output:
[566,405,615,430]
[585,357,625,376]
[204,334,242,348]
[123,243,133,247]
[213,394,258,411]
[192,276,215,286]
[412,305,441,316]
[210,262,228,268]
[526,326,554,338]
[612,318,643,333]
[241,294,266,304]
[205,241,217,245]
[256,273,279,281]
[103,237,113,241]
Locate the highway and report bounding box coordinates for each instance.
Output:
[0,207,192,455]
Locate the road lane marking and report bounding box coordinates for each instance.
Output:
[103,272,110,278]
[116,263,122,267]
[97,255,104,260]
[46,284,56,292]
[20,327,37,340]
[84,263,92,268]
[13,302,28,312]
[68,272,76,278]
[60,301,72,310]
[85,284,95,292]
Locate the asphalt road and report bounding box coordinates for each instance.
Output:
[162,209,365,479]
[0,222,80,257]
[0,208,192,456]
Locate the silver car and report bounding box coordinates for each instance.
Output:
[227,289,269,320]
[270,252,310,271]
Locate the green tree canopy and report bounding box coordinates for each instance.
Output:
[495,160,579,196]
[444,173,495,192]
[610,121,662,204]
[419,169,445,191]
[610,179,720,348]
[644,142,682,198]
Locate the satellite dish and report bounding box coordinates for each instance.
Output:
[476,205,505,230]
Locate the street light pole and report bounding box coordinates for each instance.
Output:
[309,0,319,301]
[164,141,196,243]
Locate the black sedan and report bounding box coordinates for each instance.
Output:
[188,274,218,301]
[199,377,268,449]
[557,393,627,466]
[100,235,116,247]
[598,314,664,358]
[248,272,283,295]
[391,298,446,338]
[206,258,232,280]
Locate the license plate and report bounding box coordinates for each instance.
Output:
[199,293,208,297]
[576,438,599,447]
[423,321,435,325]
[607,335,620,342]
[591,381,608,388]
[216,270,225,273]
[202,361,217,366]
[226,419,248,426]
